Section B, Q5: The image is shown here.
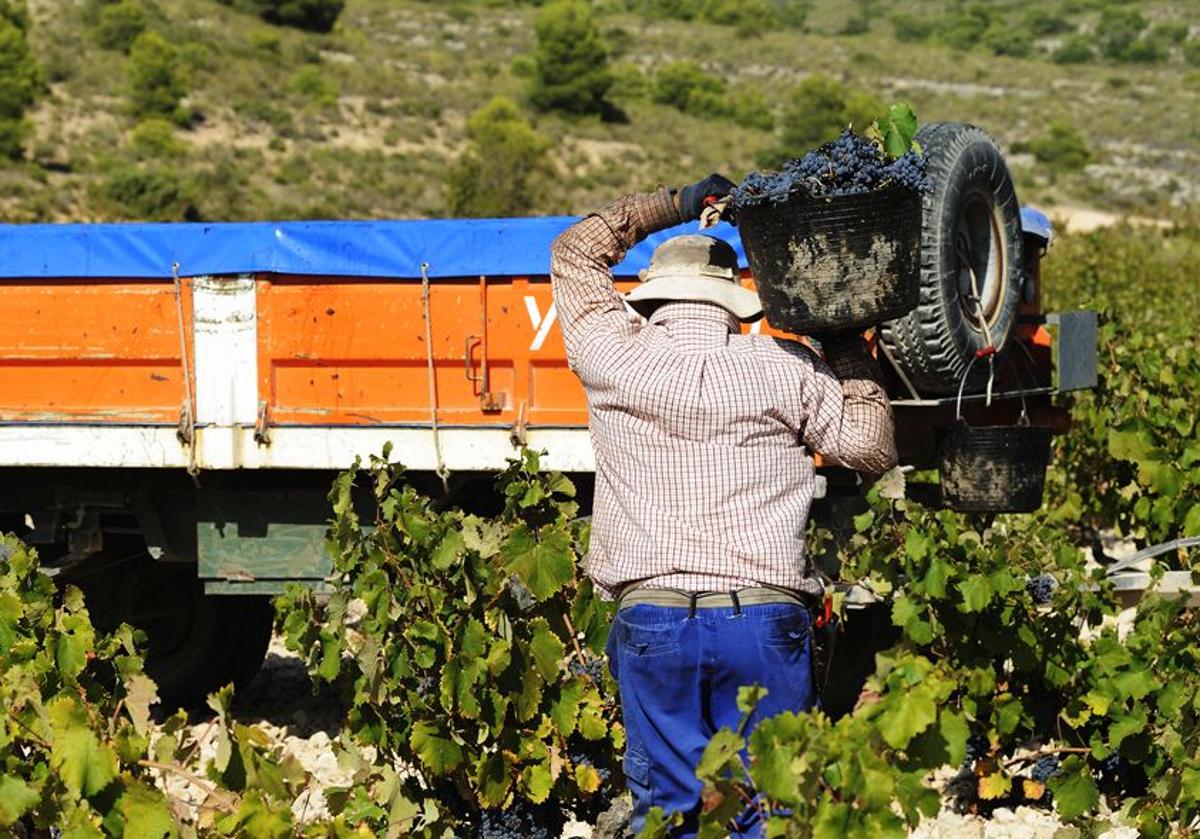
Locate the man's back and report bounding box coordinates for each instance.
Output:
[551,189,896,599]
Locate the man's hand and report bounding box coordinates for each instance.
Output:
[676,174,736,222]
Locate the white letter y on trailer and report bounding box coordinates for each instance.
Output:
[524,296,557,352]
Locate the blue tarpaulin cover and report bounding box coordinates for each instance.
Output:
[0,217,747,281]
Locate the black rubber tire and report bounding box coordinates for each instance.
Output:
[71,554,274,710]
[879,122,1024,395]
[141,573,274,710]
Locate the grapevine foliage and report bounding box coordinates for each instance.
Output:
[0,534,343,838]
[1043,221,1200,545]
[641,483,1200,837]
[276,447,621,835]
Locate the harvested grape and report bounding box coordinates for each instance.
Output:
[730,129,931,212]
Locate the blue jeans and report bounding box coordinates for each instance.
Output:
[606,602,815,837]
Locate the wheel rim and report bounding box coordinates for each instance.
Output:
[954,188,1007,331]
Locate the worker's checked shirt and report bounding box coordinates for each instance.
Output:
[550,188,897,600]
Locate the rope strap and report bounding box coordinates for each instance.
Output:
[420,262,450,494]
[171,263,200,479]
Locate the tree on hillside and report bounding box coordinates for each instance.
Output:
[779,75,880,153]
[446,97,550,218]
[0,0,42,160]
[96,0,148,52]
[1095,7,1147,61]
[216,0,344,33]
[127,30,189,125]
[528,0,616,118]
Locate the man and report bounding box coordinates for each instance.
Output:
[550,175,897,835]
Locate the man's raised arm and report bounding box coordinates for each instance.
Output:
[549,188,679,363]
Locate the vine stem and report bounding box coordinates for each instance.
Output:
[561,610,586,666]
[137,759,237,812]
[6,708,52,749]
[181,718,217,766]
[108,698,124,734]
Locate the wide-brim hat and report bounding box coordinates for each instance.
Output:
[625,234,763,322]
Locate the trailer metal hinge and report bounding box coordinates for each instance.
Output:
[254,400,272,446]
[176,404,193,446]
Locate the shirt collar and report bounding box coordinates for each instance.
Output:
[647,302,740,334]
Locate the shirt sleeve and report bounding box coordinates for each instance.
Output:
[799,338,898,475]
[550,189,681,365]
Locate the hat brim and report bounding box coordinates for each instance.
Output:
[625,275,763,322]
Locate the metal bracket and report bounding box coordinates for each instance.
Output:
[176,404,194,446]
[254,400,272,446]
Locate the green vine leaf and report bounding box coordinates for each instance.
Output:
[47,697,118,799]
[0,776,39,826]
[1047,757,1100,819]
[409,722,464,775]
[501,524,575,602]
[528,618,566,682]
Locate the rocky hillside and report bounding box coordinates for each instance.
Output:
[2,0,1196,223]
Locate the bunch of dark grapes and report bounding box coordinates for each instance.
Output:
[568,657,605,681]
[1030,754,1061,782]
[1025,573,1057,605]
[731,129,931,211]
[414,675,435,698]
[476,799,565,839]
[962,733,990,767]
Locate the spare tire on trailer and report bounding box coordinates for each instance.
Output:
[879,122,1024,394]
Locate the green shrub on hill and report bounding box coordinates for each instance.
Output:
[447,96,550,217]
[0,2,40,160]
[96,0,147,52]
[932,4,994,51]
[126,30,189,124]
[892,12,934,43]
[760,74,879,165]
[704,0,776,38]
[1186,39,1200,68]
[289,64,339,107]
[984,26,1034,58]
[1150,21,1189,47]
[217,0,345,33]
[1019,122,1092,173]
[98,163,200,220]
[634,0,811,31]
[651,60,730,118]
[649,61,774,129]
[128,117,187,158]
[528,0,616,118]
[1021,8,1072,37]
[1053,34,1095,64]
[1095,7,1150,62]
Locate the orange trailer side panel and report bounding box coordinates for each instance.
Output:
[0,279,191,424]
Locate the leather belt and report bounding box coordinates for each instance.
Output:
[617,585,814,614]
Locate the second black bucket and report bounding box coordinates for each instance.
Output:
[937,423,1053,513]
[736,183,922,334]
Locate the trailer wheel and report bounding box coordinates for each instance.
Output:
[879,122,1024,394]
[70,553,274,710]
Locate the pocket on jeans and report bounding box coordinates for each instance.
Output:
[761,607,811,649]
[616,611,680,658]
[624,744,653,813]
